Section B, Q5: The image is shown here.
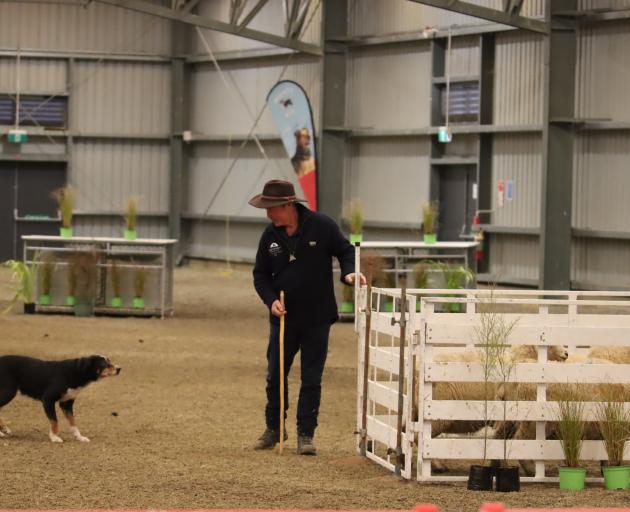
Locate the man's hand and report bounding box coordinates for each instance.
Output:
[344,272,367,286]
[271,299,286,318]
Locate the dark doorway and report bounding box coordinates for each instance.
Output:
[438,165,477,241]
[0,162,66,261]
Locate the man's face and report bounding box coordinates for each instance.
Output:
[266,204,293,227]
[296,129,310,150]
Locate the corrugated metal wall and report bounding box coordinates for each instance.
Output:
[494,31,544,125]
[347,43,431,129]
[492,133,541,227]
[346,138,431,224]
[573,239,630,289]
[489,234,539,283]
[0,57,67,93]
[72,61,171,135]
[0,1,170,54]
[190,56,321,136]
[187,141,295,218]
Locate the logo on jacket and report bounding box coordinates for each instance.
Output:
[269,242,282,257]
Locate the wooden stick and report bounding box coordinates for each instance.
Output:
[279,290,285,455]
[360,269,373,456]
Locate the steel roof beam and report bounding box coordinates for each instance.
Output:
[96,0,322,56]
[407,0,548,34]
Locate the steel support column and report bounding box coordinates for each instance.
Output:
[169,20,189,256]
[319,0,347,221]
[539,1,577,289]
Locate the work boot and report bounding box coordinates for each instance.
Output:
[254,428,288,450]
[297,434,316,455]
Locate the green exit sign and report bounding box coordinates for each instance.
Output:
[8,129,28,143]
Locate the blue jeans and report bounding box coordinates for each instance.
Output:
[264,321,330,437]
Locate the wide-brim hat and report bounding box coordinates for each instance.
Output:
[248,179,306,208]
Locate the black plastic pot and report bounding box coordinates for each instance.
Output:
[495,465,520,492]
[23,302,36,314]
[467,464,493,491]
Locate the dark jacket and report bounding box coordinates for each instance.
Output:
[253,203,355,325]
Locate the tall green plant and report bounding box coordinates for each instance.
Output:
[133,266,146,298]
[595,384,630,467]
[422,201,439,235]
[555,385,586,468]
[126,196,139,231]
[3,259,35,312]
[343,199,364,234]
[40,257,56,296]
[111,259,122,298]
[51,185,74,228]
[71,250,98,300]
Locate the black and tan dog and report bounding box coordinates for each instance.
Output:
[0,355,121,443]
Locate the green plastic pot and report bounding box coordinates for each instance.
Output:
[124,229,137,240]
[60,227,73,238]
[65,295,76,306]
[133,297,145,309]
[382,301,394,313]
[39,294,51,306]
[340,301,354,313]
[111,296,123,308]
[349,233,363,244]
[559,467,586,491]
[602,465,630,490]
[423,233,436,244]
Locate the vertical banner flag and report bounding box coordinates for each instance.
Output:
[266,80,317,210]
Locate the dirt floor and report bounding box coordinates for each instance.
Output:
[1,260,630,511]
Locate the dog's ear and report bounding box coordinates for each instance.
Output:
[78,355,106,378]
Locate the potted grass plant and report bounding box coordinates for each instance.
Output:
[124,196,139,240]
[468,300,501,491]
[343,199,364,244]
[73,250,98,317]
[3,259,36,314]
[412,262,430,312]
[422,201,439,244]
[492,315,520,492]
[555,384,587,491]
[52,185,74,238]
[39,255,56,306]
[133,265,146,308]
[432,262,474,312]
[360,253,387,311]
[110,259,123,308]
[66,256,78,307]
[595,384,630,490]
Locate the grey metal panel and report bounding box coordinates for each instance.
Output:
[488,233,539,281]
[0,57,66,93]
[345,138,431,224]
[185,219,262,262]
[491,133,541,227]
[494,31,544,126]
[72,140,169,213]
[0,1,171,54]
[12,140,67,156]
[572,238,630,290]
[576,22,630,122]
[187,140,295,217]
[579,0,630,9]
[189,56,321,135]
[192,1,321,54]
[440,134,478,157]
[74,216,167,239]
[573,132,630,232]
[347,43,431,130]
[72,61,171,134]
[445,36,480,77]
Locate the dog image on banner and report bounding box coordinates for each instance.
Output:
[266,80,317,211]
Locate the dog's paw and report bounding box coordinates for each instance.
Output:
[70,427,90,442]
[0,425,9,436]
[49,432,64,443]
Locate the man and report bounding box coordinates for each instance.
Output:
[249,179,365,455]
